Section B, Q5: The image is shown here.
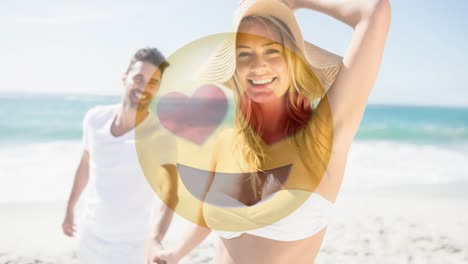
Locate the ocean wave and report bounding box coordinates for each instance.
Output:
[1,95,467,144]
[356,123,468,143]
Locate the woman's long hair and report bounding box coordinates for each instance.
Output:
[230,15,334,199]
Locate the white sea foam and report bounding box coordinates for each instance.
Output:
[341,141,468,190]
[0,140,467,202]
[0,141,83,203]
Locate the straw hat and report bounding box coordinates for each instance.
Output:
[196,0,343,92]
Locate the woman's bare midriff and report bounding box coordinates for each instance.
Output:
[213,228,327,264]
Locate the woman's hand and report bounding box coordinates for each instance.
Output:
[239,0,297,10]
[281,0,298,10]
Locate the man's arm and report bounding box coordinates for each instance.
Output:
[150,169,214,263]
[62,150,90,237]
[145,164,179,263]
[149,164,179,242]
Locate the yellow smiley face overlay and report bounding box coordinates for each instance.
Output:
[135,33,334,231]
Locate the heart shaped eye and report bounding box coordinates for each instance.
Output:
[157,84,228,145]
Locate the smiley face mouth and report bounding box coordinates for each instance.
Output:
[176,163,292,206]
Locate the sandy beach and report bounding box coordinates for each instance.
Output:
[1,189,467,264]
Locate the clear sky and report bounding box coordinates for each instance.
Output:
[0,0,467,107]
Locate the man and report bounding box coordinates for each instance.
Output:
[62,48,179,263]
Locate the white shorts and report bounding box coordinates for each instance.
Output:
[77,228,145,264]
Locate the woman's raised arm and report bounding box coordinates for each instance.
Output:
[294,0,392,145]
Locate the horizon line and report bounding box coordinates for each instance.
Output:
[0,90,467,109]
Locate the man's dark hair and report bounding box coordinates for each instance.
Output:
[126,47,170,75]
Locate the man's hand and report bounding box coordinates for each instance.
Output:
[62,211,75,237]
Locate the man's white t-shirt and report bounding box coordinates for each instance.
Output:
[81,104,176,242]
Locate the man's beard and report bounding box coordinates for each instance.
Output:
[124,90,152,112]
[136,100,151,112]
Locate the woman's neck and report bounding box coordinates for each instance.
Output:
[256,97,288,143]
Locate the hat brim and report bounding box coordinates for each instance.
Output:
[195,0,342,92]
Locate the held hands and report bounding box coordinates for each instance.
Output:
[152,249,182,264]
[62,211,76,237]
[145,239,182,264]
[145,238,164,264]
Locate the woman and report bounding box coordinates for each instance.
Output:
[155,0,391,263]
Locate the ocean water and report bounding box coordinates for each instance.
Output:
[0,92,467,202]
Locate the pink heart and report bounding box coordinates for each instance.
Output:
[157,85,228,145]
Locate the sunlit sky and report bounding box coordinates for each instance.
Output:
[0,0,467,106]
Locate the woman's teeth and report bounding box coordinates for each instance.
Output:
[250,78,274,85]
